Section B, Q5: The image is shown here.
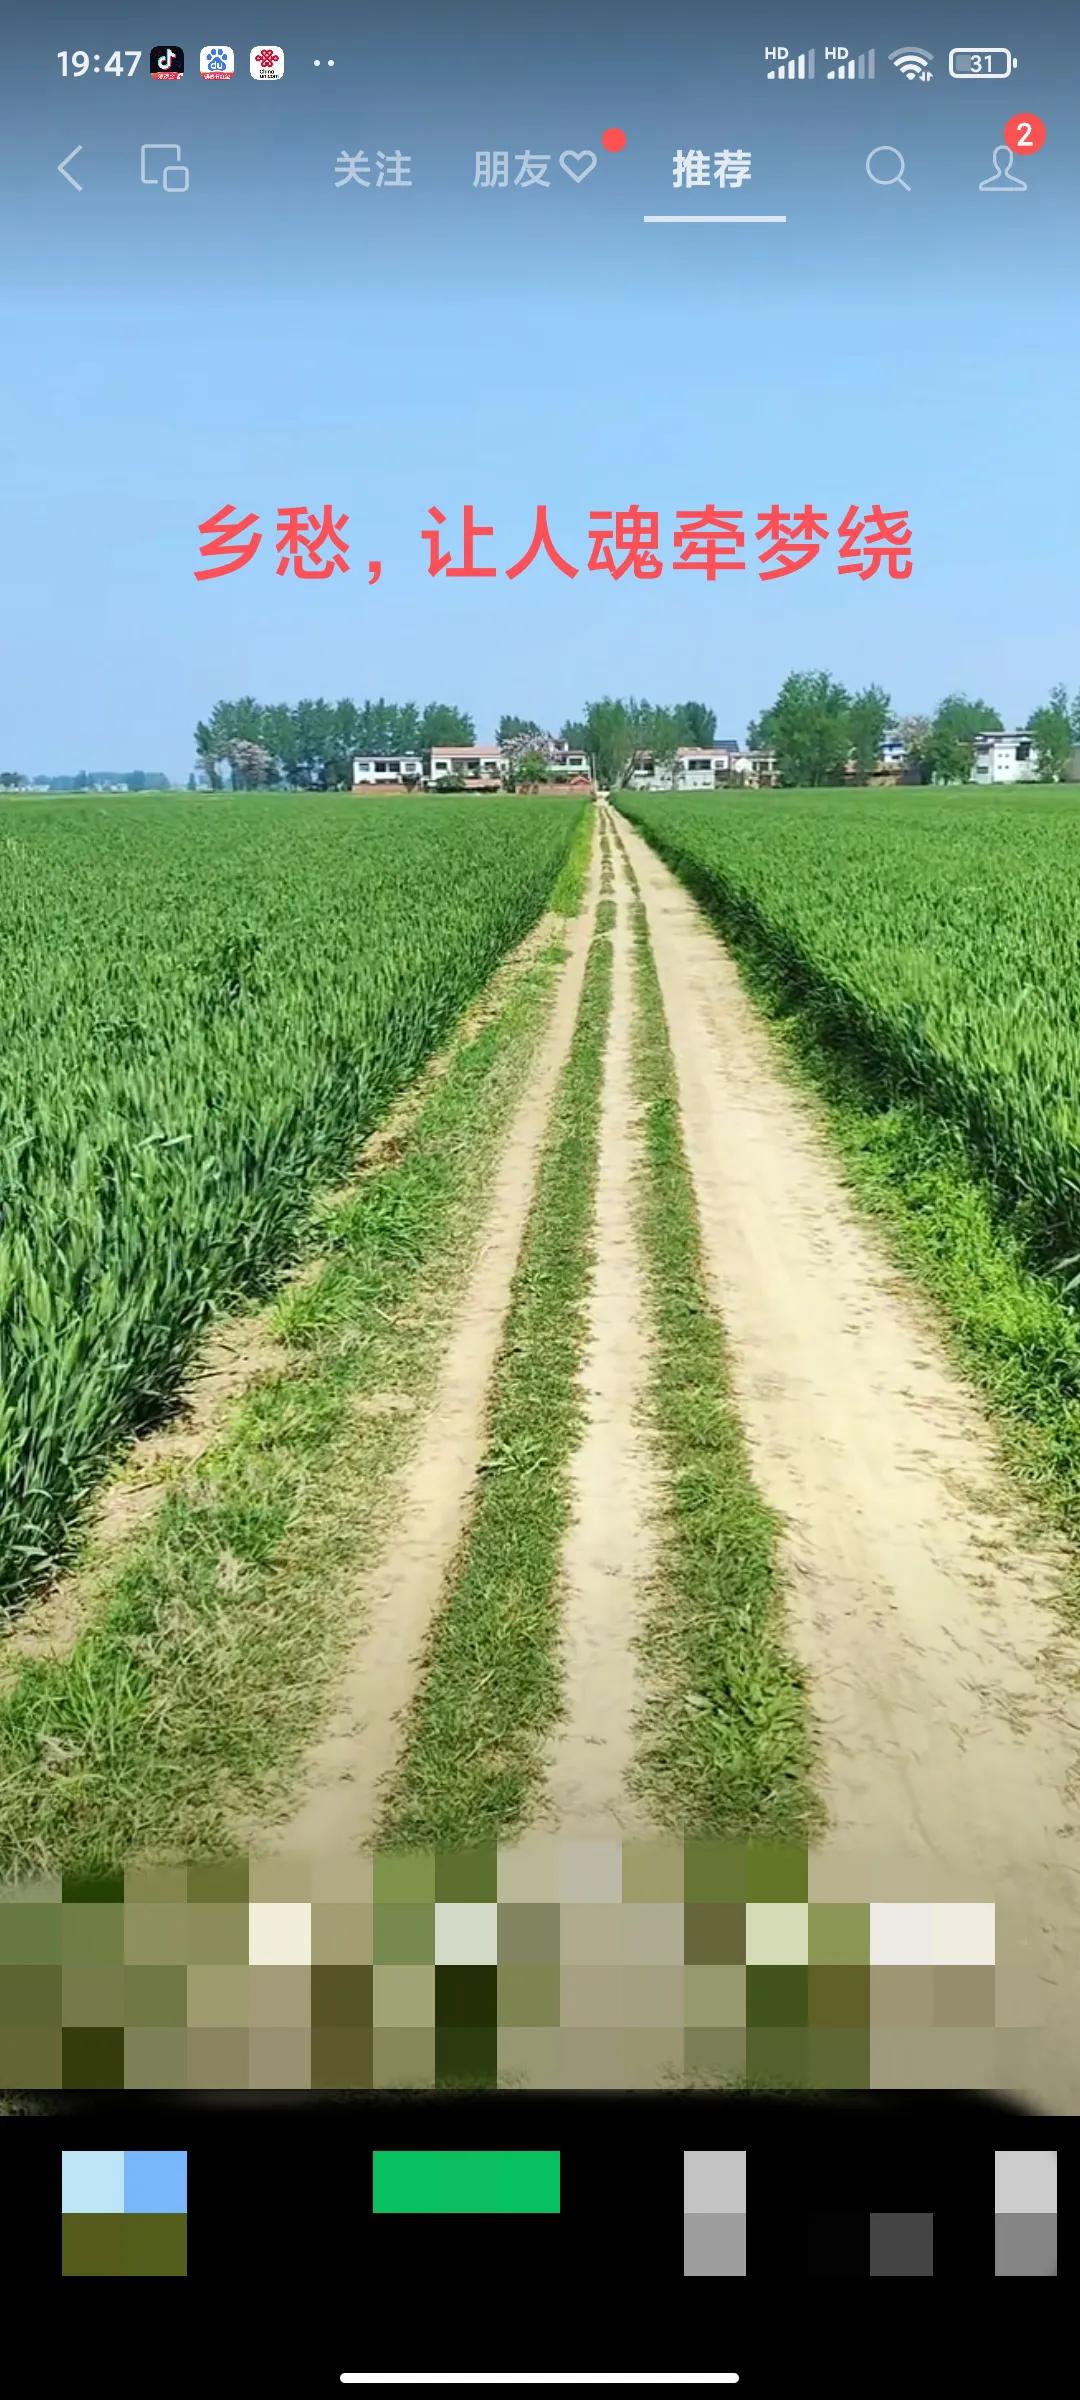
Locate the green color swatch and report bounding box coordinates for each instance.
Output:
[372,2148,560,2214]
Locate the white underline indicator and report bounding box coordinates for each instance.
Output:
[339,2378,740,2388]
[643,214,786,224]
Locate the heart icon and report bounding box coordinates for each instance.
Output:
[559,149,597,183]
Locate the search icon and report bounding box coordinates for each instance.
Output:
[866,145,910,191]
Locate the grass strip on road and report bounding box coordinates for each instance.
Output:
[381,881,615,1848]
[0,902,584,1879]
[626,883,820,1840]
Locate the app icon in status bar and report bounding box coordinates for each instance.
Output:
[250,45,285,81]
[949,49,1018,79]
[200,47,235,81]
[150,45,184,80]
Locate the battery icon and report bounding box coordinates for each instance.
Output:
[948,48,1018,78]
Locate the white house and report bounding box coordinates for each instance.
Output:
[626,753,673,791]
[672,743,741,789]
[352,753,424,787]
[352,746,510,790]
[544,741,591,780]
[499,733,593,782]
[730,748,779,787]
[972,731,1040,785]
[628,742,778,791]
[427,745,507,786]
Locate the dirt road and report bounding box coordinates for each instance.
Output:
[272,799,1080,2106]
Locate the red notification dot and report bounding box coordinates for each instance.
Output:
[601,126,627,152]
[1003,112,1046,154]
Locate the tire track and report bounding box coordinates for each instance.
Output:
[275,828,601,1853]
[537,819,660,1839]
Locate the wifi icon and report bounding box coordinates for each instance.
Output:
[889,46,933,81]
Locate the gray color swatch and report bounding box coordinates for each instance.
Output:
[870,2212,934,2277]
[683,2149,747,2215]
[994,2150,1057,2215]
[684,2213,747,2277]
[995,2215,1057,2277]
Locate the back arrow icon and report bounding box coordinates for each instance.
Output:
[58,146,83,191]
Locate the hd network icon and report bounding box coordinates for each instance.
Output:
[250,45,285,81]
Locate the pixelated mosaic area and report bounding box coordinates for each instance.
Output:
[0,1842,1018,2090]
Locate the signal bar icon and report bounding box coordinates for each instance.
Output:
[826,47,875,80]
[765,49,815,79]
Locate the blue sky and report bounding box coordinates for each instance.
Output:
[2,2,1076,775]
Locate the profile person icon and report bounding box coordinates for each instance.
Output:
[979,144,1026,193]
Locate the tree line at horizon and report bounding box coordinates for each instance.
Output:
[192,698,479,791]
[187,697,725,793]
[5,681,1078,798]
[745,676,1080,789]
[191,685,1080,796]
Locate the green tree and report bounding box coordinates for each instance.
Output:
[195,711,224,788]
[848,684,892,782]
[323,699,363,790]
[289,699,335,788]
[0,771,26,790]
[639,703,683,775]
[497,714,544,744]
[511,748,550,788]
[357,696,422,756]
[389,701,423,753]
[927,694,1003,785]
[751,670,853,786]
[922,726,972,785]
[934,692,1003,737]
[254,703,292,786]
[559,718,590,749]
[933,692,1003,740]
[1027,696,1073,783]
[418,702,476,748]
[580,697,641,788]
[674,700,717,746]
